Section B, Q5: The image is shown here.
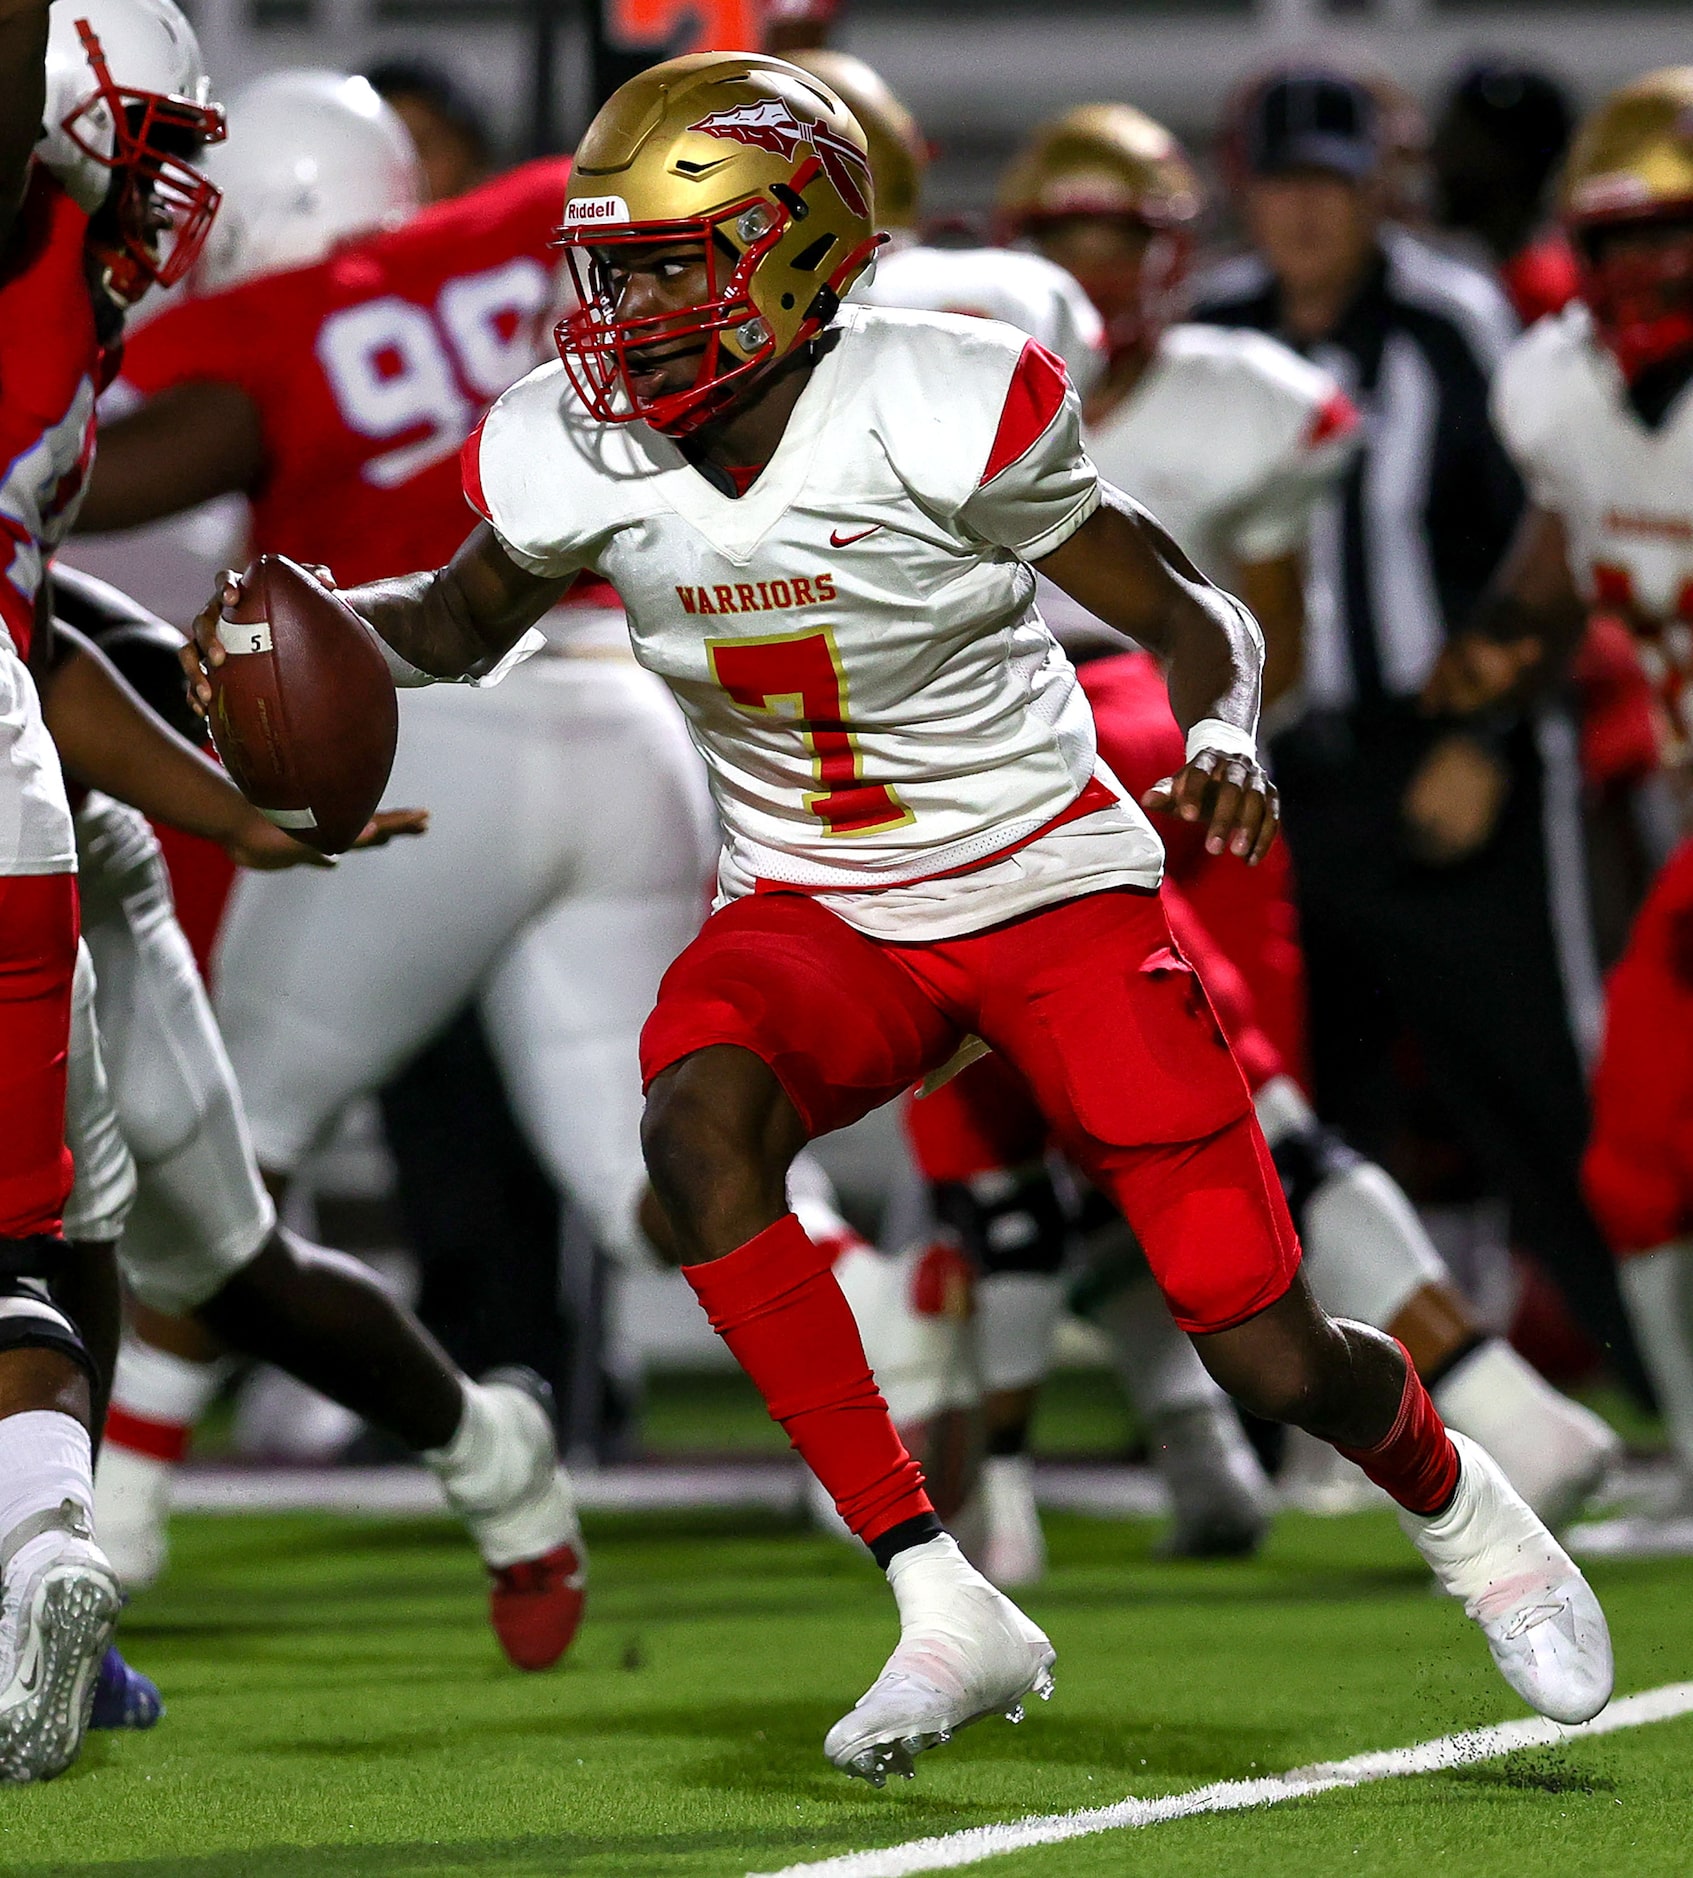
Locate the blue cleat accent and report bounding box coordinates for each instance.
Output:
[87,1646,164,1731]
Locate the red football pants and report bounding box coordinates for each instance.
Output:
[0,872,78,1238]
[643,886,1301,1335]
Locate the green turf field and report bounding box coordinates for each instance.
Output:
[1,1489,1691,1878]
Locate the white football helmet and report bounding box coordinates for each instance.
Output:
[38,0,225,301]
[195,71,423,291]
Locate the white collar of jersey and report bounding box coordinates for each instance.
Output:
[636,307,858,564]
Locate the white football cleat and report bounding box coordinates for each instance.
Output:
[92,1441,172,1594]
[1401,1430,1613,1725]
[978,1455,1047,1588]
[0,1501,122,1783]
[825,1533,1054,1786]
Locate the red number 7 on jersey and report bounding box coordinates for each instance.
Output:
[709,626,914,838]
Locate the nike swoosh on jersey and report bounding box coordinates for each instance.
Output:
[829,525,883,547]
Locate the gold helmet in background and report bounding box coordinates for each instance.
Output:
[996,103,1201,240]
[555,51,878,435]
[1560,68,1693,382]
[782,48,926,230]
[998,103,1200,353]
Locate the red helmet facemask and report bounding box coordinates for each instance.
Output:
[60,20,226,304]
[1574,213,1693,385]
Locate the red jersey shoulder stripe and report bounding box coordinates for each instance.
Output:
[461,415,490,522]
[979,337,1071,487]
[1303,388,1359,449]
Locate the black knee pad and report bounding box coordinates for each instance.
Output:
[0,1237,93,1377]
[931,1168,1068,1277]
[1269,1123,1362,1238]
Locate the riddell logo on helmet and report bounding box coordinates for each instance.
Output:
[564,196,632,225]
[689,99,870,218]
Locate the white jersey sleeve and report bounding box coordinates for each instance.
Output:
[1213,335,1356,565]
[1491,307,1583,516]
[955,335,1101,560]
[856,243,1107,400]
[461,361,631,579]
[1086,324,1356,581]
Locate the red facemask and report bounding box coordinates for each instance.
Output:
[60,20,225,304]
[555,197,791,439]
[1576,220,1693,385]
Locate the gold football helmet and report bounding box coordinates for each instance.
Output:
[996,103,1200,238]
[1561,68,1693,381]
[997,104,1200,353]
[555,51,878,436]
[782,49,925,230]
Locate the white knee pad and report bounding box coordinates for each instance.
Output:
[1092,1271,1227,1421]
[61,941,137,1245]
[77,801,275,1315]
[975,1272,1064,1395]
[1300,1160,1449,1331]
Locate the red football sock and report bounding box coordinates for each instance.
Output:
[1335,1343,1460,1517]
[684,1213,933,1542]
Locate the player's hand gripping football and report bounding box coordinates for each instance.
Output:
[1141,746,1280,865]
[180,565,330,711]
[182,567,428,863]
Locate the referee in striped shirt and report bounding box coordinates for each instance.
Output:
[1194,67,1643,1390]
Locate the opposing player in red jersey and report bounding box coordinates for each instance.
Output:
[186,53,1615,1775]
[79,76,716,1595]
[2,41,587,1723]
[0,0,228,1779]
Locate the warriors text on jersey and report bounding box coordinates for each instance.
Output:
[1494,301,1693,739]
[465,304,1165,940]
[118,157,571,588]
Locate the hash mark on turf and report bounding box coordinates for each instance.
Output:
[751,1680,1693,1878]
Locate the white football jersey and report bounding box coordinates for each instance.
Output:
[1495,302,1693,634]
[467,303,1163,939]
[1088,324,1355,583]
[855,243,1107,402]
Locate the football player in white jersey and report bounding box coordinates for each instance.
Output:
[1482,68,1693,1528]
[184,53,1614,1774]
[898,102,1619,1586]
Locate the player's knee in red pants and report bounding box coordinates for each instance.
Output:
[642,885,1301,1333]
[0,872,79,1238]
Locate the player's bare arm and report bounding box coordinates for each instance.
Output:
[182,523,571,700]
[0,0,48,242]
[1236,551,1306,708]
[48,622,425,865]
[1037,484,1278,863]
[78,380,264,530]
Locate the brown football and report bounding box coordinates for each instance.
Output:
[205,554,399,855]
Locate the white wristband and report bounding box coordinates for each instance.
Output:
[1184,717,1260,765]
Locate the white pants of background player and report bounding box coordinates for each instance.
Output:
[214,633,718,1265]
[65,795,274,1304]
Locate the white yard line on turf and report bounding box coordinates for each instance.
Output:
[750,1681,1693,1878]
